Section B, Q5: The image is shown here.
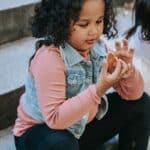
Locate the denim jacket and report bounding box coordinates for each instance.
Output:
[21,40,108,139]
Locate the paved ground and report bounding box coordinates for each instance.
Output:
[0,126,15,150]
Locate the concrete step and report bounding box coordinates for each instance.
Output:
[0,0,40,45]
[0,37,35,94]
[0,36,35,149]
[0,37,35,129]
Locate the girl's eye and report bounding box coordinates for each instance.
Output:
[78,23,88,28]
[96,19,104,24]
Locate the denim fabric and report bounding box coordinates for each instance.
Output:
[21,40,108,139]
[21,74,44,122]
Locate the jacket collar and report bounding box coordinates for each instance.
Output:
[60,40,107,67]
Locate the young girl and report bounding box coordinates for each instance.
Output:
[13,0,150,150]
[126,0,150,95]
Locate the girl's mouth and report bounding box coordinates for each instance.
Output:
[86,39,96,45]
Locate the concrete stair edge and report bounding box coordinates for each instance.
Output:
[0,86,25,130]
[0,1,39,45]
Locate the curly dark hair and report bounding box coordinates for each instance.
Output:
[30,0,117,48]
[126,0,150,41]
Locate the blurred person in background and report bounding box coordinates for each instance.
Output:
[126,0,150,95]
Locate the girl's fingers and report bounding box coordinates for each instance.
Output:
[122,39,128,50]
[115,50,131,60]
[129,48,134,56]
[111,59,122,78]
[101,59,108,76]
[115,41,121,51]
[115,39,129,52]
[120,62,134,79]
[120,60,129,77]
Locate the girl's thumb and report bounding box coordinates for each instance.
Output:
[101,59,108,75]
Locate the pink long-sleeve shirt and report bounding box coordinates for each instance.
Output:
[13,45,144,136]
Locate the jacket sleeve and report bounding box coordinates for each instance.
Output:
[114,66,144,100]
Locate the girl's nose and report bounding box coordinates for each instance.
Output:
[88,26,99,36]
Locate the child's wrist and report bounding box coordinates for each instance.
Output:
[96,84,104,97]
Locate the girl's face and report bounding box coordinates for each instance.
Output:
[68,0,105,52]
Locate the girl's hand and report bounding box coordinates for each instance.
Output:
[96,58,130,97]
[114,39,134,66]
[114,39,135,79]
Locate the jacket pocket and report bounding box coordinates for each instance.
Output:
[66,69,85,96]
